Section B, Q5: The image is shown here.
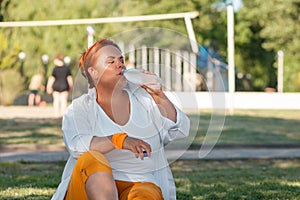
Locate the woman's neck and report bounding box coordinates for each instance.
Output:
[95,85,130,125]
[96,85,124,104]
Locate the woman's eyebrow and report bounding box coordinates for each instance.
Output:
[106,56,115,59]
[105,55,124,59]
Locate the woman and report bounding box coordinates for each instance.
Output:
[51,39,190,200]
[47,54,73,117]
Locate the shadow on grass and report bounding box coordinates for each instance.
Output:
[1,110,300,147]
[0,118,62,132]
[0,118,63,146]
[173,159,300,199]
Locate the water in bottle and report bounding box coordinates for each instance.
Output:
[122,68,161,90]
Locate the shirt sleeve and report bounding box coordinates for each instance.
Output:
[62,98,93,158]
[159,105,190,143]
[52,67,56,77]
[66,67,71,76]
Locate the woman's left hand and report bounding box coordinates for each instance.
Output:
[138,70,165,103]
[140,70,177,122]
[141,83,177,123]
[140,84,166,104]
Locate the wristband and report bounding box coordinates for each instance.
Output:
[111,133,128,149]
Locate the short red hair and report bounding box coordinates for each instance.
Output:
[79,39,121,88]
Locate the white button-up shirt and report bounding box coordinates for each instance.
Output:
[51,83,190,200]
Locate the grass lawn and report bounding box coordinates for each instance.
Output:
[1,109,300,147]
[1,109,300,199]
[173,159,300,199]
[189,109,300,146]
[1,159,300,199]
[0,118,63,146]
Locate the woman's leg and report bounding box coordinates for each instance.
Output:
[85,171,118,200]
[59,91,69,116]
[52,91,60,117]
[116,180,164,200]
[65,151,117,200]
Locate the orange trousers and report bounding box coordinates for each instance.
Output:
[65,151,164,200]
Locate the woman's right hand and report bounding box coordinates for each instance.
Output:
[123,137,152,160]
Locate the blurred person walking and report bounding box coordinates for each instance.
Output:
[47,54,73,117]
[28,72,45,106]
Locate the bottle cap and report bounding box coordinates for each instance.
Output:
[121,69,126,75]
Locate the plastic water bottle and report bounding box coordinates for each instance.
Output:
[122,68,162,90]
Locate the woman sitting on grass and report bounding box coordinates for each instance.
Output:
[51,39,190,200]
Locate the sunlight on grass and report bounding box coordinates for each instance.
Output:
[284,181,300,187]
[0,187,56,200]
[273,159,300,168]
[231,110,300,120]
[0,118,63,145]
[172,159,300,199]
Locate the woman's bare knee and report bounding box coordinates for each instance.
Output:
[85,172,118,200]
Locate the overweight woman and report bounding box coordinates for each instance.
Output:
[51,39,190,200]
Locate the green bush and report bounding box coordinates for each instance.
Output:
[0,69,24,105]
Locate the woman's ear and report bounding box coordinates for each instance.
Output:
[88,67,98,79]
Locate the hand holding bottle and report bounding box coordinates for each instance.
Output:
[122,68,162,90]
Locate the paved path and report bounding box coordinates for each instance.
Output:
[1,106,300,162]
[0,105,56,119]
[1,147,300,163]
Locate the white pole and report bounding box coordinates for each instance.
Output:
[0,11,199,27]
[183,51,190,92]
[277,50,284,93]
[227,3,235,115]
[175,51,182,91]
[88,35,93,48]
[141,45,148,70]
[86,26,95,48]
[164,50,171,90]
[184,15,199,54]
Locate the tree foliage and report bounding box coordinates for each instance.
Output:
[235,0,300,91]
[0,0,299,94]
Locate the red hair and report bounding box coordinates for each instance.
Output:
[79,39,121,88]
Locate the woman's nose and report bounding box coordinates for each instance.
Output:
[116,60,125,68]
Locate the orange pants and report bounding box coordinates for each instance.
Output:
[65,151,163,200]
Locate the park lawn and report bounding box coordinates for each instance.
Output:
[0,118,63,146]
[173,159,300,199]
[0,109,300,147]
[189,109,300,146]
[1,109,300,199]
[1,159,300,199]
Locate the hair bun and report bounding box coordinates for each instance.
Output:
[55,53,64,61]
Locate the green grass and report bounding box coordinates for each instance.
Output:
[1,109,300,199]
[1,109,300,147]
[0,118,63,146]
[0,162,64,200]
[189,109,300,146]
[172,159,300,199]
[1,159,300,199]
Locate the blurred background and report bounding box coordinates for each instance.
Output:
[0,0,299,106]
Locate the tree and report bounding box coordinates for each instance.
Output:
[235,0,300,91]
[0,0,299,94]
